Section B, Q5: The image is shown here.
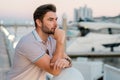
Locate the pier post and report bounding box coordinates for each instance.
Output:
[62,13,67,52]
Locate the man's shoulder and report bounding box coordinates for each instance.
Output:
[16,32,34,47]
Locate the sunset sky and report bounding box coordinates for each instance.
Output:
[0,0,120,23]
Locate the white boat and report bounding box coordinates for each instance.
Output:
[66,22,120,55]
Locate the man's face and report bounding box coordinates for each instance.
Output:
[41,11,58,34]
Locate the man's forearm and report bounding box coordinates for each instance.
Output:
[51,41,64,63]
[50,29,65,63]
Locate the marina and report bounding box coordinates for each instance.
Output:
[0,22,120,80]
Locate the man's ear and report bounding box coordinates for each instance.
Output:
[36,19,42,27]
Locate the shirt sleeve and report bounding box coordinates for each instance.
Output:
[17,41,46,63]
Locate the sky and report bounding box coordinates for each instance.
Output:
[0,0,120,24]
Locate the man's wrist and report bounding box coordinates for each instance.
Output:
[64,57,72,67]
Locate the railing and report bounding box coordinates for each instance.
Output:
[104,64,120,80]
[0,26,15,66]
[72,61,103,80]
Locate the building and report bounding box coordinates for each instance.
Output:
[74,5,93,22]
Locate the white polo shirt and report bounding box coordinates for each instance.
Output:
[7,29,56,80]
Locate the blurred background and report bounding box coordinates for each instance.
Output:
[0,0,120,80]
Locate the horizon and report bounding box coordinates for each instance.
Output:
[1,14,119,25]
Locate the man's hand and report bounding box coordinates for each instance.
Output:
[50,58,70,70]
[53,28,66,43]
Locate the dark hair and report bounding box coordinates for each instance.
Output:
[33,4,56,27]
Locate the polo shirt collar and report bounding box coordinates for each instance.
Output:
[32,29,50,43]
[32,29,42,42]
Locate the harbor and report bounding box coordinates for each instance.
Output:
[0,20,120,80]
[0,14,120,80]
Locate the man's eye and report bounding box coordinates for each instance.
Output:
[49,19,53,21]
[48,18,53,21]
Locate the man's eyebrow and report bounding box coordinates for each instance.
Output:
[48,17,54,19]
[48,17,58,20]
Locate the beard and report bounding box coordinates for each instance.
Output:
[41,24,56,35]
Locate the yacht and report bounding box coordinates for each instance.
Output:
[66,22,120,55]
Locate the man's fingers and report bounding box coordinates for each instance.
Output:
[50,63,54,66]
[52,59,68,70]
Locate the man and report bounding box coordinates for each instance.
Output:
[7,4,72,80]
